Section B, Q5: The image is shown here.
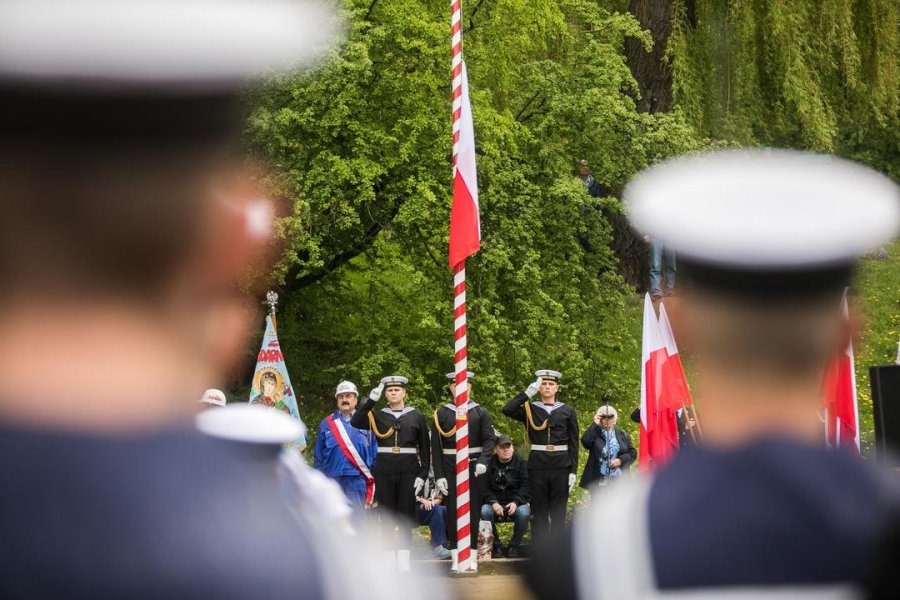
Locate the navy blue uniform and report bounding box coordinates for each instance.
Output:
[0,426,326,599]
[526,438,900,598]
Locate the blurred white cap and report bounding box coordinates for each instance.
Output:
[625,149,899,269]
[196,403,303,445]
[0,0,340,87]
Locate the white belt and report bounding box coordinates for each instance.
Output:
[442,446,483,456]
[377,447,418,455]
[530,444,568,452]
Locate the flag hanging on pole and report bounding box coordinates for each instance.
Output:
[658,302,693,410]
[824,291,859,454]
[249,313,307,450]
[449,0,480,574]
[639,294,678,471]
[448,60,481,267]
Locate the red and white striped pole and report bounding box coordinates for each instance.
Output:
[451,0,474,574]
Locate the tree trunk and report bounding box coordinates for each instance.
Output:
[614,0,682,292]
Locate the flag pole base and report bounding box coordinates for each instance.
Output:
[449,549,479,577]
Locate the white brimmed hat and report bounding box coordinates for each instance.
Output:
[380,375,409,388]
[196,403,303,445]
[335,381,358,397]
[445,371,475,380]
[625,149,899,297]
[535,370,562,382]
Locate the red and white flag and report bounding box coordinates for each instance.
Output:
[639,294,678,470]
[448,61,480,267]
[824,292,860,454]
[658,302,693,410]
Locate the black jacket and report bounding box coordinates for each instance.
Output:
[350,399,430,480]
[431,401,495,481]
[579,425,636,489]
[483,452,531,507]
[502,393,579,473]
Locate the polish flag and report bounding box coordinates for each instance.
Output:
[824,292,860,454]
[658,302,693,410]
[448,62,481,267]
[639,294,677,470]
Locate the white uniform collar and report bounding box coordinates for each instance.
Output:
[444,400,479,412]
[381,405,414,418]
[533,401,565,413]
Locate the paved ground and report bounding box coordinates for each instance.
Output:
[448,574,534,600]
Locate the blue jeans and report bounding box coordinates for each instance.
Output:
[649,239,676,295]
[480,503,531,548]
[417,504,448,548]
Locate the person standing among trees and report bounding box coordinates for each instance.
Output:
[431,371,495,551]
[502,370,579,543]
[578,159,605,198]
[351,376,430,568]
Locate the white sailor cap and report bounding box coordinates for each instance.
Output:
[535,370,562,382]
[0,0,339,142]
[199,388,227,407]
[380,375,409,388]
[625,149,899,297]
[445,371,475,381]
[335,381,359,397]
[195,403,303,445]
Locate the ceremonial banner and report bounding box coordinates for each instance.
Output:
[249,314,307,449]
[639,294,678,470]
[824,292,860,453]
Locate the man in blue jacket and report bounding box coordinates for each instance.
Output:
[314,381,378,519]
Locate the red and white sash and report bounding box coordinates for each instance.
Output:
[327,414,375,506]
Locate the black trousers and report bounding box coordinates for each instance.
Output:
[374,468,417,544]
[530,468,569,543]
[441,457,485,548]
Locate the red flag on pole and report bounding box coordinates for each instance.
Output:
[824,291,860,454]
[448,61,480,267]
[658,302,693,410]
[639,294,678,471]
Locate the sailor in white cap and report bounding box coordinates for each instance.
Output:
[0,1,354,597]
[524,149,900,599]
[502,369,579,544]
[431,371,495,550]
[313,381,377,520]
[351,376,431,566]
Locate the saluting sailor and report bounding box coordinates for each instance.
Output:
[431,371,495,550]
[313,381,377,520]
[351,376,430,555]
[502,370,579,543]
[524,150,900,599]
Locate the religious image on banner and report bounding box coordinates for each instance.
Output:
[249,314,307,449]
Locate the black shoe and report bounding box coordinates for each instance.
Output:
[507,545,520,559]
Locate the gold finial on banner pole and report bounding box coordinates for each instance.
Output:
[266,290,278,331]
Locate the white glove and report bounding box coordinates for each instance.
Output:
[413,477,425,496]
[474,463,487,477]
[524,378,542,398]
[368,382,385,402]
[436,478,449,496]
[568,473,576,492]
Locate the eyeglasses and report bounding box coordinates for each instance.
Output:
[599,415,615,419]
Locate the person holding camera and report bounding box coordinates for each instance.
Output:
[480,435,531,558]
[579,405,635,493]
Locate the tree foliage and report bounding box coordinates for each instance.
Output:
[243,0,699,436]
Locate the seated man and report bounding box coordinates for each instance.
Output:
[481,435,531,558]
[416,480,452,559]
